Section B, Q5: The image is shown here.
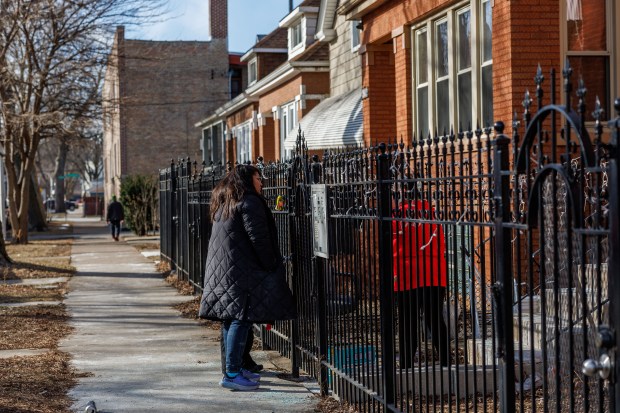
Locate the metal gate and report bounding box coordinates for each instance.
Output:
[495,66,619,413]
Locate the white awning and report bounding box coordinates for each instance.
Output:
[284,88,363,150]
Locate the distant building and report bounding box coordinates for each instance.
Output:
[102,0,229,203]
[197,0,332,164]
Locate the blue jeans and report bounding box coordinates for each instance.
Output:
[222,319,253,374]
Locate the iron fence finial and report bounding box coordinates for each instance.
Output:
[535,63,545,86]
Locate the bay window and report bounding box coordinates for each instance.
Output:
[412,1,493,139]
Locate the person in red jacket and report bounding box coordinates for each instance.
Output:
[392,199,449,368]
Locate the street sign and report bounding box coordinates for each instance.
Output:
[59,173,80,179]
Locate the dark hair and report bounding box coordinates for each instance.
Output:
[210,164,261,220]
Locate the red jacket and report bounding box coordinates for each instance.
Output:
[392,200,447,291]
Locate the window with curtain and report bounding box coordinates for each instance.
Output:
[565,0,611,121]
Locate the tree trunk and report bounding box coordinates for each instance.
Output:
[28,172,47,232]
[54,140,69,213]
[6,156,33,244]
[0,229,13,265]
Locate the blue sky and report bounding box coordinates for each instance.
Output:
[129,0,304,54]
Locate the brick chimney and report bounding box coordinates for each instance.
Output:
[210,0,228,39]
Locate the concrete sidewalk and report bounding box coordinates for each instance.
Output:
[59,221,319,413]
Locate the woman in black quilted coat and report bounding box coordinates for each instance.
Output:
[198,164,296,390]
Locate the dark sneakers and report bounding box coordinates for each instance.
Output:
[219,373,259,391]
[242,360,263,373]
[241,368,261,382]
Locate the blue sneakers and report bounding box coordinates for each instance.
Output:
[220,373,259,391]
[241,368,261,382]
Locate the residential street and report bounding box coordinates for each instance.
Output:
[59,219,319,413]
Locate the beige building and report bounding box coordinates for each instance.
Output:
[102,0,229,202]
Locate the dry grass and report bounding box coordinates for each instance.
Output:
[0,350,88,413]
[4,239,73,281]
[130,242,160,252]
[0,305,72,350]
[0,237,78,413]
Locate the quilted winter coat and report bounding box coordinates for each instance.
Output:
[198,193,297,323]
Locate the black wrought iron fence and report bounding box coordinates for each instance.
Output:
[159,66,620,413]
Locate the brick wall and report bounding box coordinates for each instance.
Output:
[257,72,329,113]
[120,38,229,177]
[259,53,288,79]
[393,32,412,142]
[210,0,227,39]
[259,117,277,161]
[362,46,396,145]
[492,0,560,126]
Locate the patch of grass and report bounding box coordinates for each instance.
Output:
[0,350,89,413]
[4,240,74,281]
[0,305,72,350]
[0,237,79,413]
[0,284,65,304]
[131,242,160,252]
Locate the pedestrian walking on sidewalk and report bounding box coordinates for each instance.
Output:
[106,196,124,241]
[199,164,297,391]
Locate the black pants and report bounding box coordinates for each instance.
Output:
[396,287,449,368]
[109,220,121,238]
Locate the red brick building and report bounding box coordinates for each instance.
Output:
[102,0,229,202]
[198,0,331,164]
[337,0,619,145]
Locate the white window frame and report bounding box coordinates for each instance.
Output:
[248,58,257,85]
[351,20,361,52]
[236,121,252,164]
[279,101,298,160]
[290,20,303,50]
[411,1,493,139]
[202,122,225,166]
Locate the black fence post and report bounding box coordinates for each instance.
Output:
[289,157,301,379]
[311,156,329,396]
[170,160,178,272]
[492,121,516,413]
[607,99,620,413]
[377,143,395,406]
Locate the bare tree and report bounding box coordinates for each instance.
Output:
[0,0,166,243]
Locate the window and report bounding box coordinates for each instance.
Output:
[203,123,224,166]
[230,67,243,99]
[290,21,303,49]
[236,121,252,164]
[412,1,493,139]
[351,20,361,51]
[563,0,612,121]
[280,101,298,159]
[248,59,257,85]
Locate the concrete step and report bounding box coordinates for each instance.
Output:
[466,338,543,381]
[331,364,497,402]
[542,288,608,324]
